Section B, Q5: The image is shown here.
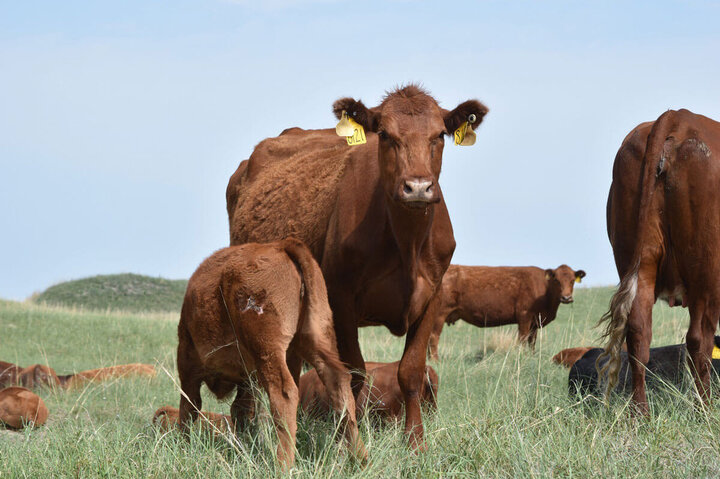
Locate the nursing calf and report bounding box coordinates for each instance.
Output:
[429,264,585,359]
[176,238,366,469]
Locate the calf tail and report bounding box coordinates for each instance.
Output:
[281,237,345,372]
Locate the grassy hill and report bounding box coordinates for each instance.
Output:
[33,273,187,313]
[2,288,718,478]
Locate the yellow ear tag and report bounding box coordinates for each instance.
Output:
[575,277,582,283]
[454,114,477,146]
[335,110,366,146]
[712,346,720,360]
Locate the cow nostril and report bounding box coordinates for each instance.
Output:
[403,183,413,194]
[424,183,433,193]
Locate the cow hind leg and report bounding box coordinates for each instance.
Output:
[231,378,256,434]
[686,296,720,404]
[177,364,203,434]
[625,281,655,415]
[257,354,299,471]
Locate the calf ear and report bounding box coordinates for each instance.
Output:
[544,269,555,280]
[332,97,380,132]
[575,270,586,282]
[443,100,489,134]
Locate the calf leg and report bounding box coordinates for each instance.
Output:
[686,296,720,403]
[257,354,299,471]
[428,315,445,361]
[177,350,203,433]
[517,316,532,346]
[230,378,256,434]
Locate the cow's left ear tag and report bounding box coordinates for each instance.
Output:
[454,114,477,146]
[575,277,582,283]
[336,111,355,137]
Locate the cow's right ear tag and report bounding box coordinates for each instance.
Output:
[335,111,355,137]
[454,114,477,146]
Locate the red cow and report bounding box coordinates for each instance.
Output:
[226,85,488,448]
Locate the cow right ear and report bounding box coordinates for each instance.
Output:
[332,97,380,132]
[544,269,555,280]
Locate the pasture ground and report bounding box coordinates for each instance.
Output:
[2,287,720,478]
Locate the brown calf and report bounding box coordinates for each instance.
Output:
[153,405,233,435]
[0,387,48,429]
[299,361,438,421]
[176,238,366,469]
[429,264,585,359]
[599,109,720,413]
[0,361,156,390]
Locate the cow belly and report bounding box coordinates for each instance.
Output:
[356,271,409,336]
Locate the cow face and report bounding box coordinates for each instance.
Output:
[333,86,488,209]
[545,265,586,304]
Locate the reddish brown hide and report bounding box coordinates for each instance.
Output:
[599,109,720,413]
[0,361,156,390]
[227,85,488,449]
[428,264,585,359]
[176,238,366,469]
[152,405,233,435]
[552,348,593,368]
[299,361,438,421]
[0,387,49,429]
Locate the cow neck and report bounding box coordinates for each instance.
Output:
[384,199,434,279]
[545,287,561,315]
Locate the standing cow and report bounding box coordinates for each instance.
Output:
[428,264,585,359]
[226,85,488,448]
[599,109,720,413]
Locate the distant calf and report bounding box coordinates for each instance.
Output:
[0,387,49,429]
[153,405,233,435]
[176,238,366,469]
[569,337,720,397]
[429,264,585,359]
[0,361,155,390]
[299,361,438,421]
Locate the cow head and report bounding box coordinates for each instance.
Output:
[545,265,586,304]
[333,85,488,209]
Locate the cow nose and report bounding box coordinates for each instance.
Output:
[401,179,434,203]
[561,295,573,304]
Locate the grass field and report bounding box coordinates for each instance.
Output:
[2,287,720,478]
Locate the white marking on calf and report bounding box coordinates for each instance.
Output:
[242,296,264,315]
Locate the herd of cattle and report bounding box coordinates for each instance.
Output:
[3,85,720,469]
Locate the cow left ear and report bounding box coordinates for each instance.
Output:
[575,270,586,283]
[544,269,555,280]
[332,97,380,132]
[443,100,489,136]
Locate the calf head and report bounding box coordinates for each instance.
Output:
[545,265,586,304]
[333,85,488,209]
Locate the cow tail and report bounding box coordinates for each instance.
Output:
[281,237,345,372]
[596,110,678,398]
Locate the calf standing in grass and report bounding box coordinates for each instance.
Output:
[176,238,366,469]
[428,264,585,359]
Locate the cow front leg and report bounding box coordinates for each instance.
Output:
[398,310,437,451]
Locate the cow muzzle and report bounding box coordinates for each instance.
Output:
[398,179,439,206]
[560,296,573,304]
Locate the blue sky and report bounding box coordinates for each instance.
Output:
[2,0,720,300]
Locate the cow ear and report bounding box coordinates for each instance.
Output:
[575,270,586,283]
[544,269,555,280]
[443,100,489,135]
[332,97,380,132]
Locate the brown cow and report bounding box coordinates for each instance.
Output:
[299,361,438,421]
[226,85,488,448]
[0,387,48,429]
[552,347,594,368]
[599,109,720,413]
[176,238,366,469]
[152,405,233,435]
[428,264,586,359]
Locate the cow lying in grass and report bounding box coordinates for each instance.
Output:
[176,238,366,469]
[428,264,586,359]
[0,361,155,390]
[299,361,438,421]
[569,337,720,397]
[0,387,48,429]
[153,405,233,435]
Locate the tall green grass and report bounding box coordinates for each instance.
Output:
[1,287,719,478]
